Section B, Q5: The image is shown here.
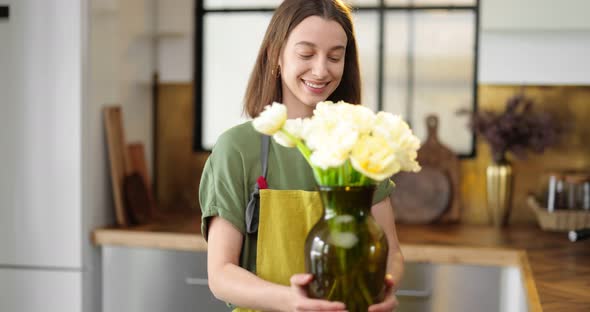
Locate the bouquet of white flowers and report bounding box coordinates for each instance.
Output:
[252,101,421,186]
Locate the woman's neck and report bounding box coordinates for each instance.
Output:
[285,102,314,119]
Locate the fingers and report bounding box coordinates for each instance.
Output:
[290,273,313,297]
[368,294,399,312]
[289,274,347,311]
[384,273,395,288]
[290,273,314,286]
[367,274,398,312]
[292,298,347,311]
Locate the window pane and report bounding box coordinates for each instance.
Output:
[204,0,281,9]
[205,1,383,10]
[347,0,379,6]
[353,11,379,111]
[202,13,272,149]
[385,0,476,5]
[384,12,409,117]
[412,0,476,5]
[413,11,475,154]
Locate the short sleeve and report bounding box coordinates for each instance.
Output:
[199,132,250,241]
[372,178,394,205]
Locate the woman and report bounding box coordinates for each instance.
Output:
[200,1,404,311]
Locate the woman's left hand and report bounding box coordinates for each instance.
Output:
[368,274,399,312]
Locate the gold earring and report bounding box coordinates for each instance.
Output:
[271,66,280,78]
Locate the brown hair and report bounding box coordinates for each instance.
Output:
[243,0,361,118]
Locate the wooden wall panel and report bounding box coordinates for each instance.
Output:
[156,83,209,213]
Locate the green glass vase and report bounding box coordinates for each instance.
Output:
[304,185,389,311]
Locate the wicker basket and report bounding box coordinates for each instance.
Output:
[527,196,590,231]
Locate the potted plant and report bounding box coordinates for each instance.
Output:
[460,92,561,226]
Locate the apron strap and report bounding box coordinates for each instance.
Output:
[245,135,270,234]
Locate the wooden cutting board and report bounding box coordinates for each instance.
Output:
[103,106,131,227]
[391,115,461,223]
[126,143,157,223]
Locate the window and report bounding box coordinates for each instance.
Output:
[194,0,479,157]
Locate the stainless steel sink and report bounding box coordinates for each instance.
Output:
[396,262,528,312]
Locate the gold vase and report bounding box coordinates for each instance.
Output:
[486,158,513,227]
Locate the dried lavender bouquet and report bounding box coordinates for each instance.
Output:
[460,93,561,162]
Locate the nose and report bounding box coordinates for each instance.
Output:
[311,56,329,78]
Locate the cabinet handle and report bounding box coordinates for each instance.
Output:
[185,277,209,286]
[0,6,9,19]
[396,289,431,298]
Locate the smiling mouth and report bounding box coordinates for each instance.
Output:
[303,80,329,89]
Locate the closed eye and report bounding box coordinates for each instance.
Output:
[298,54,313,60]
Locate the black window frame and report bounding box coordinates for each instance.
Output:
[193,0,480,158]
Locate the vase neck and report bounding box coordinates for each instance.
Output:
[317,186,376,220]
[492,151,507,164]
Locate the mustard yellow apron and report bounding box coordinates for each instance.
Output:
[233,189,323,312]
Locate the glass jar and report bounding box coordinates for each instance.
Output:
[564,172,590,210]
[545,171,566,212]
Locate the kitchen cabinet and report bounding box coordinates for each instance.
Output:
[0,269,81,312]
[481,0,590,31]
[396,263,527,312]
[103,246,227,312]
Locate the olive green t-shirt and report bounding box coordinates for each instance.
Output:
[199,121,393,274]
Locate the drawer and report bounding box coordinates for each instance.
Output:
[0,268,81,312]
[396,262,526,312]
[103,246,227,312]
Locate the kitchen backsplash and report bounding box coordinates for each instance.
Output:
[155,84,590,225]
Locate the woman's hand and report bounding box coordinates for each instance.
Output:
[287,273,348,312]
[368,274,399,312]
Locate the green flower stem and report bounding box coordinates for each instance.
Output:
[327,278,340,300]
[345,161,353,185]
[357,266,374,305]
[280,129,325,183]
[358,174,368,185]
[277,129,380,187]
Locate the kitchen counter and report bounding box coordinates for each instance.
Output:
[93,213,590,311]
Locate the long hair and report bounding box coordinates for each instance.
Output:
[243,0,361,118]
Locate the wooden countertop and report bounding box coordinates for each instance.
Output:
[93,215,590,311]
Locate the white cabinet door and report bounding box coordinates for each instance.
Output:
[0,0,81,268]
[0,269,81,312]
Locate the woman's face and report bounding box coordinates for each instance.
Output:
[279,16,347,117]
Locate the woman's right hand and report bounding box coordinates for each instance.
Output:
[287,274,348,312]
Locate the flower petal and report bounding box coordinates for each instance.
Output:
[252,102,287,135]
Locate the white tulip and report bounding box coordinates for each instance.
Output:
[349,104,376,135]
[272,118,304,148]
[252,102,287,135]
[372,112,421,172]
[391,133,421,172]
[251,100,421,185]
[314,101,376,136]
[310,148,349,169]
[350,134,401,181]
